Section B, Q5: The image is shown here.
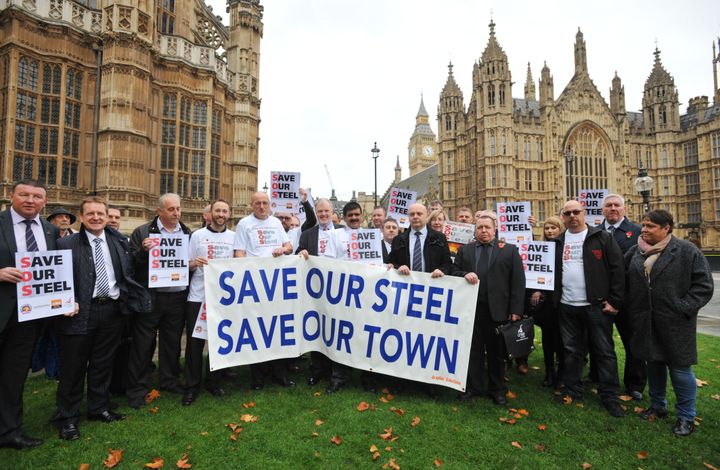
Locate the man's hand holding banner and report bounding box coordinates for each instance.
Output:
[204,255,478,391]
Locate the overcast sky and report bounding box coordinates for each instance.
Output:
[208,0,719,201]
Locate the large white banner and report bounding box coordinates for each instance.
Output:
[204,256,479,391]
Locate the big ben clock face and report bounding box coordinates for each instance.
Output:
[423,145,434,157]
[410,147,416,158]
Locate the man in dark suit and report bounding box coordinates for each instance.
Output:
[381,218,398,264]
[599,193,644,400]
[0,179,59,449]
[53,197,147,440]
[451,210,525,405]
[387,203,453,396]
[296,198,343,385]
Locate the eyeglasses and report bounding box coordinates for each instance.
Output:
[562,210,583,217]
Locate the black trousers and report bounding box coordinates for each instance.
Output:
[109,315,132,394]
[614,309,647,393]
[0,314,42,441]
[56,300,123,423]
[466,303,506,396]
[533,303,564,380]
[183,301,220,392]
[127,291,186,401]
[309,352,332,380]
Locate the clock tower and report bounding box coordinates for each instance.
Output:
[408,94,439,176]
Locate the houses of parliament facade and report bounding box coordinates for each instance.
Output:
[0,0,263,229]
[406,22,720,250]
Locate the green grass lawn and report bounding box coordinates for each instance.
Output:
[3,332,720,469]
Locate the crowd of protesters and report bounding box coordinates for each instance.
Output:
[0,179,713,450]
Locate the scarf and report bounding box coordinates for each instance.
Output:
[638,234,673,279]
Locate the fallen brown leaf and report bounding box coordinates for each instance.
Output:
[411,416,421,427]
[145,389,161,404]
[239,414,257,423]
[199,431,208,436]
[103,449,123,468]
[434,458,443,467]
[227,423,240,432]
[311,432,318,438]
[511,441,522,449]
[313,391,322,397]
[79,464,90,470]
[385,446,392,452]
[703,463,718,470]
[697,378,708,387]
[637,451,648,460]
[372,452,381,461]
[148,407,159,414]
[379,396,390,403]
[530,366,541,370]
[451,406,458,412]
[330,435,343,446]
[633,406,644,413]
[506,390,517,399]
[383,458,400,470]
[562,395,573,405]
[575,403,584,409]
[357,401,370,412]
[537,424,547,431]
[176,453,192,469]
[315,419,324,426]
[711,394,720,400]
[517,409,529,416]
[534,445,546,452]
[379,427,395,441]
[618,395,633,402]
[144,457,164,469]
[581,463,593,469]
[242,401,256,408]
[369,445,379,453]
[389,407,405,416]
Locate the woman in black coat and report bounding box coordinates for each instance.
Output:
[625,210,713,436]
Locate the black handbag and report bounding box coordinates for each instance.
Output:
[496,316,535,359]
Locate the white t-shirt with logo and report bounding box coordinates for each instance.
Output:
[561,228,590,306]
[233,214,289,258]
[187,227,236,302]
[317,227,336,258]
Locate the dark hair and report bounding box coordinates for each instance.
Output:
[373,205,386,213]
[80,196,108,214]
[210,198,231,211]
[12,179,46,193]
[382,217,398,228]
[343,201,362,217]
[643,209,673,233]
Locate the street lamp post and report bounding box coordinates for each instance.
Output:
[371,142,380,206]
[262,182,268,193]
[634,167,654,214]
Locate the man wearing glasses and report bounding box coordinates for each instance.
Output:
[556,200,625,417]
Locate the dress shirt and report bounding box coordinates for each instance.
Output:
[10,207,48,252]
[410,226,427,272]
[86,231,120,299]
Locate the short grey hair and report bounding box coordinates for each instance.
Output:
[158,193,180,209]
[602,193,625,207]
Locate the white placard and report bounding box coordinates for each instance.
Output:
[15,250,75,322]
[442,221,475,258]
[497,201,534,245]
[579,189,608,226]
[345,229,383,264]
[387,187,417,228]
[270,171,301,212]
[148,233,190,288]
[192,302,208,340]
[518,241,556,291]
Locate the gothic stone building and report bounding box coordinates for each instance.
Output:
[437,22,720,250]
[0,0,263,230]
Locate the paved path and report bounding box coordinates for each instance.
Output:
[698,272,720,337]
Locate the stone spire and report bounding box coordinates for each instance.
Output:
[524,62,536,101]
[394,155,402,183]
[481,19,508,63]
[609,71,625,115]
[642,47,680,132]
[574,28,588,75]
[539,61,554,107]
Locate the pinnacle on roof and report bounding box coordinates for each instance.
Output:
[612,70,622,87]
[526,62,533,83]
[441,61,462,97]
[481,20,507,62]
[416,93,429,118]
[645,47,674,89]
[395,155,401,169]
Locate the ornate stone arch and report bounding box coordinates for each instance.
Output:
[562,121,613,199]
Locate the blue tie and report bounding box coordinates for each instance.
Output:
[22,219,38,252]
[412,231,422,271]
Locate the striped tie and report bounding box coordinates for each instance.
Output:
[22,219,38,252]
[93,238,111,298]
[412,231,422,271]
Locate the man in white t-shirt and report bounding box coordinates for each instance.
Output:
[556,200,625,417]
[233,192,293,389]
[182,199,235,406]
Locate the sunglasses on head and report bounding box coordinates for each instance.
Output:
[562,209,583,217]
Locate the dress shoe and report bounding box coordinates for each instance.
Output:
[491,394,508,406]
[325,382,343,394]
[0,434,43,449]
[640,406,669,420]
[160,383,184,394]
[59,423,80,441]
[457,391,480,401]
[88,410,126,423]
[307,376,321,386]
[205,386,226,397]
[272,376,296,388]
[602,400,625,418]
[672,418,695,436]
[628,390,644,401]
[516,363,529,375]
[182,391,198,406]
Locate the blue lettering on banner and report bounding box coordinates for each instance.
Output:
[282,268,298,300]
[239,271,260,303]
[407,284,424,318]
[217,319,233,354]
[235,318,258,351]
[259,269,279,301]
[305,268,364,307]
[302,310,320,341]
[218,272,235,306]
[372,278,389,312]
[363,324,459,373]
[280,314,295,346]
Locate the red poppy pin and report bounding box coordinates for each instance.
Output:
[592,249,603,260]
[625,231,633,238]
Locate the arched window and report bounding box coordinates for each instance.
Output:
[565,123,610,199]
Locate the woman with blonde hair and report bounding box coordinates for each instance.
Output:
[428,209,446,232]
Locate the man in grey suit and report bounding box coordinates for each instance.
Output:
[0,180,59,449]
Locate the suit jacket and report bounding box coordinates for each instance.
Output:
[381,241,390,264]
[387,228,453,274]
[451,239,526,323]
[0,209,59,332]
[600,217,640,254]
[295,223,345,256]
[55,225,150,334]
